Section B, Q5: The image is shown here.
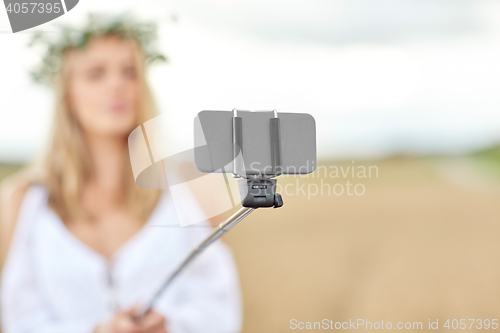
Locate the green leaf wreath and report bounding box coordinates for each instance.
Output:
[28,12,169,85]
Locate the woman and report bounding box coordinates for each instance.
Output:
[0,14,242,333]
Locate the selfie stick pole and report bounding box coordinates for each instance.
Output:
[136,206,255,318]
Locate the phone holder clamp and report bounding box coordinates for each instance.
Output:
[232,108,284,209]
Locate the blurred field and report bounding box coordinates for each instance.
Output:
[1,151,500,332]
[224,152,500,332]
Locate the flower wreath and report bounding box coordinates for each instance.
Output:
[28,12,168,85]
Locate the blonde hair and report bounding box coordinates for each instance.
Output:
[30,34,162,222]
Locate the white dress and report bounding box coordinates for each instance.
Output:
[0,183,243,333]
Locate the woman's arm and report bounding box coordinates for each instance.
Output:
[0,172,31,269]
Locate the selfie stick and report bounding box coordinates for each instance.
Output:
[136,109,284,319]
[136,206,255,318]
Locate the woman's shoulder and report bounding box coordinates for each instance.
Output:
[0,165,44,266]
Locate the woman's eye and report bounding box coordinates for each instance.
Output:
[86,67,104,80]
[123,67,137,80]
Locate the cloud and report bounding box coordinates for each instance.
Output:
[165,0,481,45]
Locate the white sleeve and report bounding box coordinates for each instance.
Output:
[0,190,100,333]
[154,219,243,333]
[0,234,101,333]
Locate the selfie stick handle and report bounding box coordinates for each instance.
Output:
[136,206,255,318]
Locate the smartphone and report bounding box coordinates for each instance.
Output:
[194,110,316,176]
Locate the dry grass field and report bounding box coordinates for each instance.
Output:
[223,154,500,332]
[1,151,499,332]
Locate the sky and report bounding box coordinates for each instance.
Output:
[1,0,500,163]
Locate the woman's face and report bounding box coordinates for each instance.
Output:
[68,35,140,138]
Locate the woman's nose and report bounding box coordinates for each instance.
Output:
[106,71,128,92]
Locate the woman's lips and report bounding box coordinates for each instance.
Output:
[108,102,128,113]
